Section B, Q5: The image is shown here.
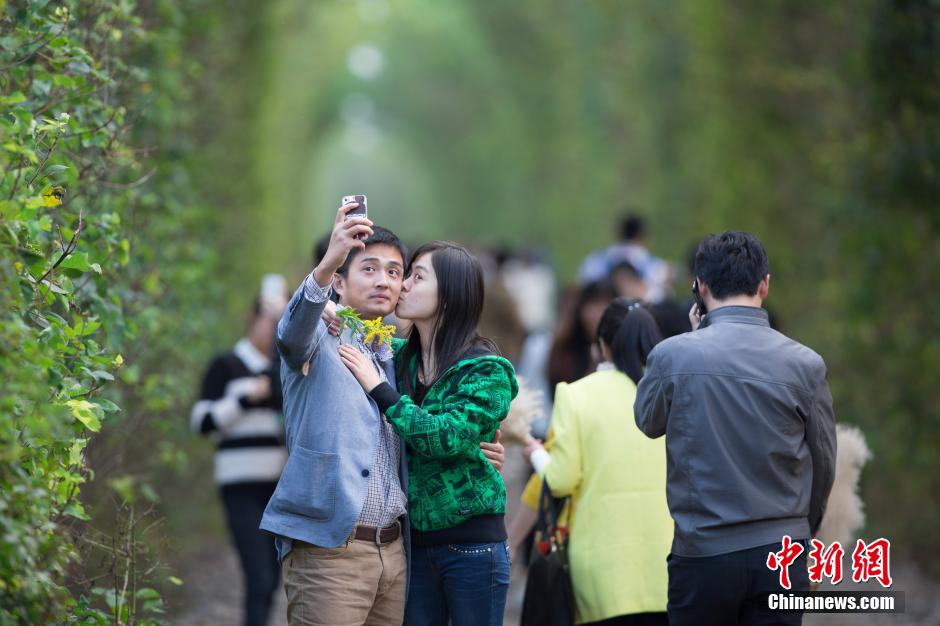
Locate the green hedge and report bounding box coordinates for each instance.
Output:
[0,1,226,622]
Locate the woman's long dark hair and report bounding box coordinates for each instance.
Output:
[399,241,498,395]
[596,297,664,385]
[546,279,617,390]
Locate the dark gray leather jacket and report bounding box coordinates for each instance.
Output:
[635,306,836,557]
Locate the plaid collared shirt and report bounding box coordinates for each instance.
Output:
[303,273,408,528]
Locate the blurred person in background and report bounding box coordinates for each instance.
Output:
[522,298,671,625]
[498,247,557,435]
[190,275,289,626]
[498,247,558,338]
[546,279,617,392]
[509,273,690,565]
[513,279,615,563]
[578,214,672,303]
[611,258,692,338]
[476,247,527,365]
[609,260,648,301]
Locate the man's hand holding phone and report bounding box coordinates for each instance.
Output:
[688,302,704,331]
[690,278,707,331]
[312,200,373,288]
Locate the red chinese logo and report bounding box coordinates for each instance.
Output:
[766,535,805,590]
[851,538,893,588]
[808,538,845,584]
[768,537,893,589]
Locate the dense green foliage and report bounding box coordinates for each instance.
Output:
[0,0,235,621]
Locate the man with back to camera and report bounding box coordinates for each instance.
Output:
[260,201,503,626]
[634,231,837,626]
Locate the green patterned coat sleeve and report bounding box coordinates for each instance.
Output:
[384,360,513,460]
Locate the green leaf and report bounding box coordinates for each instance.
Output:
[69,438,88,465]
[66,399,101,432]
[63,500,91,521]
[107,476,136,503]
[44,164,70,176]
[135,588,160,600]
[117,238,130,265]
[95,398,121,413]
[59,252,101,273]
[0,91,26,105]
[140,482,160,503]
[167,576,183,586]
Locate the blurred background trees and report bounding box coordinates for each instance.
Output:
[1,0,937,621]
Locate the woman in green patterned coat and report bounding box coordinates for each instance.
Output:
[339,240,518,626]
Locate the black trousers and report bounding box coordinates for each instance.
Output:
[667,542,809,626]
[220,482,280,626]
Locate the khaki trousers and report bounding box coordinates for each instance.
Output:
[282,534,406,626]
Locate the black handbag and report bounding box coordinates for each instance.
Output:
[520,478,575,626]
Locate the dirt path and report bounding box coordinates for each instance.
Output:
[168,520,940,626]
[170,541,287,626]
[169,537,938,625]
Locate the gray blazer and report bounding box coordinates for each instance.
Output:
[634,306,836,558]
[259,282,409,556]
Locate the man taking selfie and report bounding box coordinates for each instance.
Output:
[634,231,837,626]
[260,201,503,626]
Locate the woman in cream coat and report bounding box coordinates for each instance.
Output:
[525,298,672,626]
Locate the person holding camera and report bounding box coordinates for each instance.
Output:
[634,231,837,626]
[190,280,288,626]
[260,203,504,626]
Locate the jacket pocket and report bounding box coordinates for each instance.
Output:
[271,445,337,521]
[294,540,350,561]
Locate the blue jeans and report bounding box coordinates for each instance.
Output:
[404,541,511,626]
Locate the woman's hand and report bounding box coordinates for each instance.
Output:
[338,344,383,392]
[245,375,272,403]
[480,429,505,472]
[321,300,340,336]
[523,436,551,473]
[523,436,545,464]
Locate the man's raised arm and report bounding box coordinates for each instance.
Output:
[277,202,373,371]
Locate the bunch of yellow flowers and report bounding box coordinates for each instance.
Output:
[336,308,397,360]
[362,317,397,350]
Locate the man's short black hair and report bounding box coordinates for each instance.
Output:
[336,226,408,276]
[619,214,646,241]
[693,231,769,300]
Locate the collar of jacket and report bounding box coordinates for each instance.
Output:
[700,305,769,329]
[400,347,519,398]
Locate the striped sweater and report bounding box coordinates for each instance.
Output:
[190,338,287,485]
